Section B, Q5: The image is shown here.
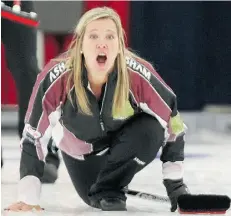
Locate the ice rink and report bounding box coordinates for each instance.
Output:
[1,130,231,216]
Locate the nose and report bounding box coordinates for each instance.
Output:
[96,43,107,49]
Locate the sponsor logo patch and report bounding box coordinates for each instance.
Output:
[126,56,151,81]
[49,61,66,83]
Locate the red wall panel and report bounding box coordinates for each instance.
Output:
[1,43,17,106]
[44,34,60,65]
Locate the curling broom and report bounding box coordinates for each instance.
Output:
[125,188,231,214]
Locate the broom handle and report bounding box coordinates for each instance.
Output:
[124,188,170,203]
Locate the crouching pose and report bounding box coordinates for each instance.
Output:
[5,7,189,212]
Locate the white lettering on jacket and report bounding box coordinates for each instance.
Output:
[126,56,151,81]
[49,62,66,83]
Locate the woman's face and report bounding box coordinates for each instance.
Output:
[82,18,119,79]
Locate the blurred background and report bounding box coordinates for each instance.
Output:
[2,1,231,135]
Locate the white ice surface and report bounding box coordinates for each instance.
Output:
[1,130,231,216]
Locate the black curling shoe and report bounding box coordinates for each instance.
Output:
[100,198,127,211]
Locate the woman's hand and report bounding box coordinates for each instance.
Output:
[4,201,44,212]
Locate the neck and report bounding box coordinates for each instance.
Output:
[88,73,108,99]
[88,73,108,87]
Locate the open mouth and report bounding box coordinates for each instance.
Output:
[96,53,107,65]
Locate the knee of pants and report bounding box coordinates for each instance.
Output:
[139,113,165,134]
[109,113,165,166]
[121,113,165,147]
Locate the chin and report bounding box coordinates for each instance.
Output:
[98,69,109,76]
[97,65,110,73]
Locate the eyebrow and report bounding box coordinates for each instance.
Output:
[88,29,116,34]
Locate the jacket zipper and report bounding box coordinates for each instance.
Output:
[99,82,107,133]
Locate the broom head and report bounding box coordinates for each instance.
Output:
[178,194,230,214]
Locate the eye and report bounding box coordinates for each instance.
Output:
[89,34,98,39]
[106,34,114,40]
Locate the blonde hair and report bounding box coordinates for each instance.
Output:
[65,7,137,115]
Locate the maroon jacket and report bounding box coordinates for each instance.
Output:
[20,51,187,174]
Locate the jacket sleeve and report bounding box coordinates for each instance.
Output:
[135,58,187,181]
[160,99,187,181]
[18,60,67,205]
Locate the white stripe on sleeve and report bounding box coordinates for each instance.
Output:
[162,161,184,180]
